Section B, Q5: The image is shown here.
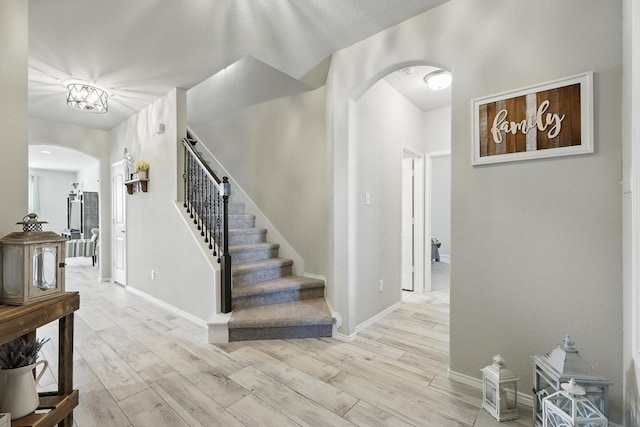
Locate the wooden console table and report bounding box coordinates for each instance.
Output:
[0,293,79,427]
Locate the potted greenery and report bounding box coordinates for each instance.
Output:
[0,337,49,420]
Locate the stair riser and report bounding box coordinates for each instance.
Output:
[229,324,332,341]
[229,231,266,246]
[232,287,325,310]
[229,217,255,229]
[233,265,293,286]
[228,203,245,215]
[232,248,279,264]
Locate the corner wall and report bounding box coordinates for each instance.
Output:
[327,0,623,421]
[0,1,28,235]
[622,0,640,424]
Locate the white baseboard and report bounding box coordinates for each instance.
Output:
[448,368,534,408]
[125,286,208,329]
[439,254,451,264]
[355,300,402,334]
[333,331,357,342]
[207,313,231,344]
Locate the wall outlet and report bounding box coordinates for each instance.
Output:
[379,279,384,292]
[365,192,371,206]
[151,270,155,280]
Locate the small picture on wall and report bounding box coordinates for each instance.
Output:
[471,72,593,165]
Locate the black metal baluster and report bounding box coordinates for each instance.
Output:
[183,144,188,209]
[181,136,232,314]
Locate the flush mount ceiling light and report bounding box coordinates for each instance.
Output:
[401,67,414,76]
[424,70,452,91]
[63,79,112,113]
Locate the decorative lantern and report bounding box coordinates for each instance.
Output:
[481,354,520,421]
[0,214,66,305]
[543,379,608,427]
[532,335,611,427]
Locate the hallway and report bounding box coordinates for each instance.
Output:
[36,259,531,426]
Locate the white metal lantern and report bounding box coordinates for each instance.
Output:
[0,214,66,305]
[543,379,608,427]
[481,354,520,421]
[532,335,610,427]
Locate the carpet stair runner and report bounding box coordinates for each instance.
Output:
[227,202,333,341]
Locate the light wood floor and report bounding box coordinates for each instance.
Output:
[36,258,533,427]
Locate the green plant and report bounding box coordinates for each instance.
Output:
[134,160,149,171]
[0,337,49,369]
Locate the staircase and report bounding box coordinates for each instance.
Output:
[226,201,333,341]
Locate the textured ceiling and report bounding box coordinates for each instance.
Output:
[28,0,448,130]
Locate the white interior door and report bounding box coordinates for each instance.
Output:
[112,161,127,285]
[401,156,414,291]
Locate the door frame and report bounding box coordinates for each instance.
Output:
[111,160,127,286]
[402,147,425,294]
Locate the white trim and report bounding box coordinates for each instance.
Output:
[402,147,425,295]
[439,254,451,264]
[632,0,640,368]
[207,313,231,344]
[125,285,208,329]
[333,331,357,343]
[355,300,403,334]
[347,100,358,335]
[448,369,534,408]
[323,293,343,332]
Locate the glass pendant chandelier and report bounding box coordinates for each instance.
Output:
[64,80,110,113]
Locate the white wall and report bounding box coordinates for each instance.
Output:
[430,155,451,259]
[327,0,623,421]
[110,89,217,322]
[424,106,451,153]
[28,168,76,233]
[425,106,452,260]
[188,87,329,276]
[0,1,28,236]
[77,162,100,192]
[29,118,111,280]
[353,79,425,325]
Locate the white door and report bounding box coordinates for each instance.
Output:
[112,161,127,285]
[401,156,414,291]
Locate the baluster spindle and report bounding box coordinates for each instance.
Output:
[182,133,232,313]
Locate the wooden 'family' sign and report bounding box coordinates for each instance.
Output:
[472,72,593,165]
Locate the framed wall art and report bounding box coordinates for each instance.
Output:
[471,72,593,165]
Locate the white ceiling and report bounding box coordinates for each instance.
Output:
[29,145,98,172]
[384,66,451,112]
[28,0,449,131]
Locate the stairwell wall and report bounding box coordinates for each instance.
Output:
[110,89,218,322]
[187,87,329,277]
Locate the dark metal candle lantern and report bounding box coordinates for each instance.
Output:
[0,214,66,305]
